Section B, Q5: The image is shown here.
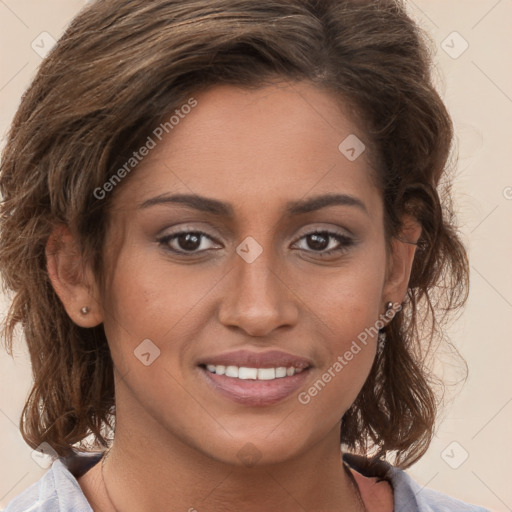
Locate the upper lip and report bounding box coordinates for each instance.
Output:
[198,349,312,369]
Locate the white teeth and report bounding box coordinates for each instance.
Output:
[275,367,287,378]
[238,367,258,380]
[204,364,307,380]
[257,368,275,380]
[225,365,238,378]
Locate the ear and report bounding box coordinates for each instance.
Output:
[382,215,422,305]
[45,224,103,327]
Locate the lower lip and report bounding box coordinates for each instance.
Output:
[199,366,311,406]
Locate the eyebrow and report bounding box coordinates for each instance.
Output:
[138,192,368,216]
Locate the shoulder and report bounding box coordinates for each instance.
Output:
[3,452,102,512]
[342,453,491,512]
[388,465,491,512]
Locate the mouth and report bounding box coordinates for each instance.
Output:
[201,363,306,380]
[197,350,312,406]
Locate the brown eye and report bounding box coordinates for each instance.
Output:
[157,231,220,254]
[306,232,329,251]
[294,230,355,256]
[176,232,202,251]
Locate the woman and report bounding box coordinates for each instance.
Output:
[0,0,490,510]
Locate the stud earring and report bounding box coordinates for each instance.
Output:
[80,306,90,315]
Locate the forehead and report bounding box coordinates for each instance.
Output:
[110,81,380,220]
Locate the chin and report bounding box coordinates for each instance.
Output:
[194,428,315,469]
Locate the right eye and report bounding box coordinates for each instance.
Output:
[157,230,222,254]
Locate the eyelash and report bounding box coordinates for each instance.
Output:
[156,229,355,257]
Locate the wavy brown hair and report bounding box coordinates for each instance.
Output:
[0,0,468,469]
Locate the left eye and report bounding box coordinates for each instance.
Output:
[157,231,220,253]
[293,231,354,255]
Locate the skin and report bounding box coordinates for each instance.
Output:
[46,81,420,511]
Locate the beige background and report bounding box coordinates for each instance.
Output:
[0,0,511,510]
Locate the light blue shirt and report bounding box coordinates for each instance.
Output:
[3,452,491,511]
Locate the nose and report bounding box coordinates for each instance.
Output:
[218,251,299,337]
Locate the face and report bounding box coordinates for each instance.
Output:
[97,81,394,466]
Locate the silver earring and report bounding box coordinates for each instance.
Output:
[80,306,90,315]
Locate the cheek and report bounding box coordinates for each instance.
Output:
[100,256,225,400]
[288,253,385,409]
[102,248,218,340]
[295,250,387,340]
[291,295,380,439]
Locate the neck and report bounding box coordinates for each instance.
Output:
[99,428,364,511]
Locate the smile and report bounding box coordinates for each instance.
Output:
[204,364,305,380]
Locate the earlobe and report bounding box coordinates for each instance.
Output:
[45,224,103,327]
[383,215,422,304]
